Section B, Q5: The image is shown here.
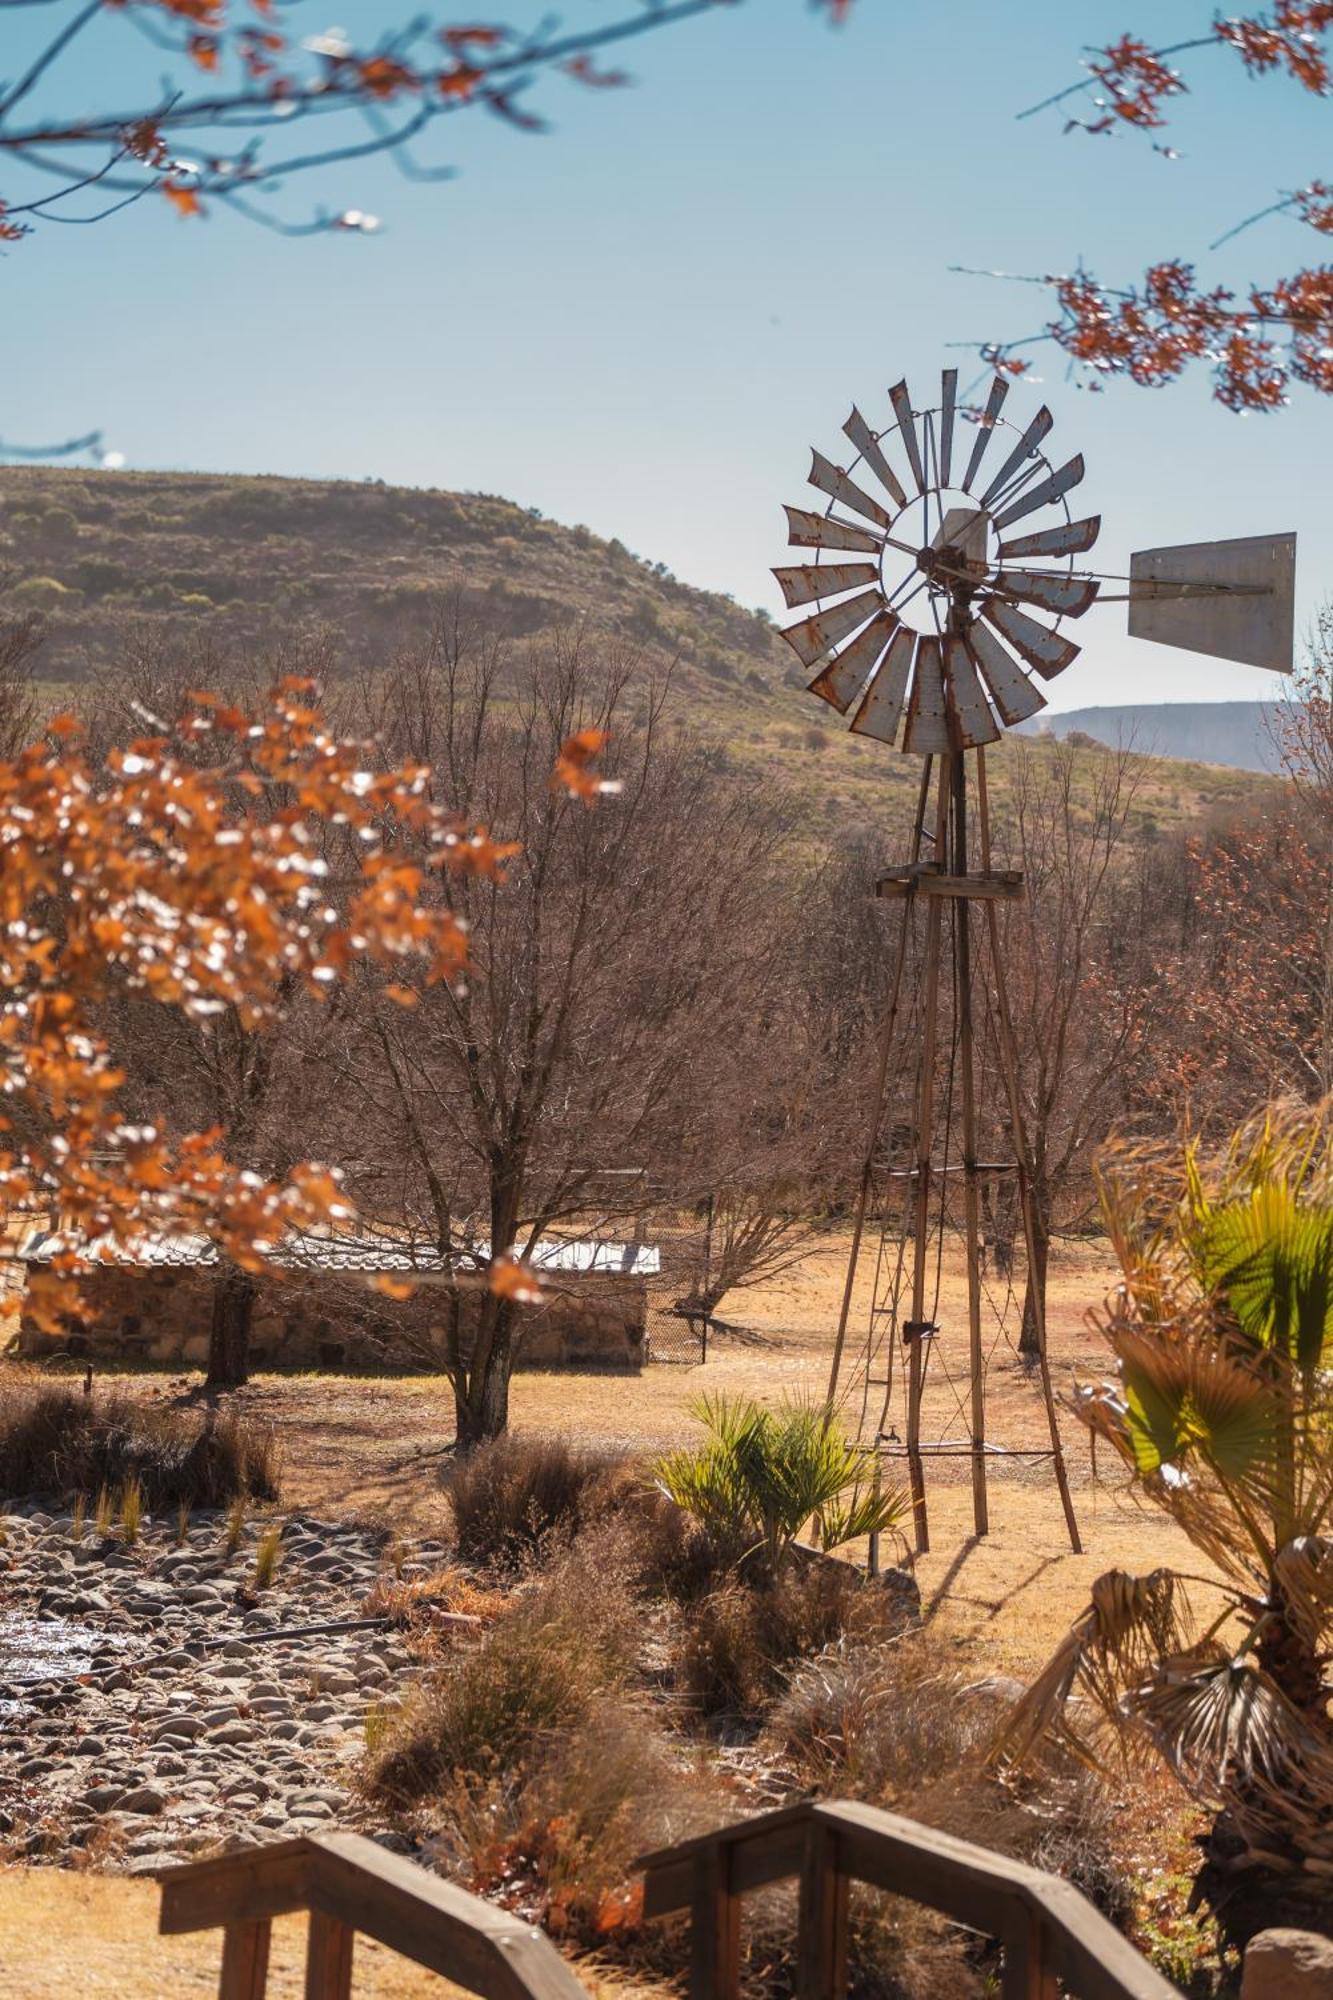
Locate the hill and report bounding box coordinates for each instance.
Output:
[0,466,1277,842]
[1023,701,1283,774]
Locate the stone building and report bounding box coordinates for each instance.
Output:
[11,1230,654,1372]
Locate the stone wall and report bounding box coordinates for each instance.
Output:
[12,1264,646,1372]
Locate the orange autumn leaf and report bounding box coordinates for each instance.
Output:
[488,1255,543,1305]
[371,1275,416,1300]
[163,180,204,218]
[552,728,617,803]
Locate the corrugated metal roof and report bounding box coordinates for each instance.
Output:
[15,1229,660,1279]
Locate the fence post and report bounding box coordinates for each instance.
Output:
[1002,1909,1057,2000]
[304,1910,354,2000]
[219,1919,271,2000]
[797,1821,849,2000]
[690,1842,741,2000]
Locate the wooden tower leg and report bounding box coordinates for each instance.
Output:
[905,755,952,1556]
[951,754,989,1540]
[825,759,934,1416]
[977,752,1082,1556]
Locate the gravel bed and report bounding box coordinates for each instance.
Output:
[0,1503,441,1873]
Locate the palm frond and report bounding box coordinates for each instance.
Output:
[993,1568,1190,1768]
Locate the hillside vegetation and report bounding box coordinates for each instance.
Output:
[0,466,1275,842]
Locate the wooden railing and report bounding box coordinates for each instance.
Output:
[157,1831,588,2000]
[159,1803,1181,2000]
[637,1799,1181,2000]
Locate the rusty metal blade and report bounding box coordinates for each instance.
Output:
[843,406,907,511]
[967,622,1046,726]
[779,587,883,669]
[938,368,957,489]
[888,380,927,495]
[812,610,899,715]
[773,561,880,610]
[979,405,1053,509]
[850,626,914,744]
[903,634,950,753]
[808,450,893,531]
[999,515,1100,561]
[944,634,1000,747]
[983,597,1079,679]
[961,376,1010,492]
[992,570,1100,618]
[784,505,883,555]
[991,454,1085,533]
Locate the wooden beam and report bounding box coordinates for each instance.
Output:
[876,865,1023,902]
[159,1842,313,1935]
[309,1836,586,2000]
[796,1822,848,2000]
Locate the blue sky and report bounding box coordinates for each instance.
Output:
[4,0,1330,711]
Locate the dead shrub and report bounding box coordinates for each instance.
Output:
[0,1381,279,1509]
[771,1638,1134,1930]
[432,1705,727,1949]
[446,1432,627,1570]
[770,1631,995,1799]
[678,1559,903,1721]
[361,1564,509,1655]
[367,1536,641,1804]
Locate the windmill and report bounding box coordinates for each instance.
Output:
[778,367,1296,1556]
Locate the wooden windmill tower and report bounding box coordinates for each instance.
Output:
[775,367,1297,1556]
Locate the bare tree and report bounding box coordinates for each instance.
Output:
[987,737,1150,1354]
[345,620,805,1444]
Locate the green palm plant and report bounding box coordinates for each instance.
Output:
[655,1393,907,1569]
[1000,1102,1333,1940]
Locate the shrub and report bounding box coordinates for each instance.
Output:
[677,1558,902,1721]
[446,1432,624,1570]
[656,1395,906,1568]
[367,1536,640,1803]
[770,1632,997,1799]
[430,1705,726,1948]
[0,1381,279,1509]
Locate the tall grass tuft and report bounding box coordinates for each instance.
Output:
[93,1483,113,1536]
[174,1501,191,1547]
[118,1476,144,1545]
[254,1521,282,1589]
[69,1494,86,1541]
[368,1532,640,1804]
[223,1494,248,1556]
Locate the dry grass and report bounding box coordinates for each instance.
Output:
[367,1533,643,1805]
[447,1432,628,1570]
[676,1561,905,1722]
[0,1378,278,1509]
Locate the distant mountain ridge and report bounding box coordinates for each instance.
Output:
[1021,702,1284,774]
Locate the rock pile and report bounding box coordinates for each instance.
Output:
[0,1503,437,1873]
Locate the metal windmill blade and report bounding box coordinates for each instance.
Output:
[774,371,1101,752]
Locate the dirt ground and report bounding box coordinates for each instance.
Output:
[0,1233,1202,1997]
